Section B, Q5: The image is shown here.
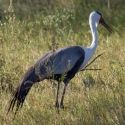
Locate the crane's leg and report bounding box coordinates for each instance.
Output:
[55,81,60,108]
[60,84,67,108]
[60,79,70,108]
[59,55,84,108]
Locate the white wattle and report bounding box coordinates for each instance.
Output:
[79,14,99,71]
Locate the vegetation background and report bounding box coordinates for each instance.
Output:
[0,0,125,124]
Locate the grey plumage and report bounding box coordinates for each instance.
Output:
[35,46,85,78]
[7,46,85,115]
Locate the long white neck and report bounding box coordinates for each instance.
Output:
[89,20,98,51]
[79,18,99,70]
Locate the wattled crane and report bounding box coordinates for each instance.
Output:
[7,11,112,115]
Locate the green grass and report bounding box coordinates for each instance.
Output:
[0,0,125,124]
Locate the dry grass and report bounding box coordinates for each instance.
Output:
[0,0,125,125]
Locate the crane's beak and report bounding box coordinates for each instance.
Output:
[100,18,112,33]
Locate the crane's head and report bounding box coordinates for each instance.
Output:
[89,11,112,32]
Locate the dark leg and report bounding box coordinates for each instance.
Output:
[59,56,84,108]
[55,81,60,108]
[60,79,70,108]
[60,84,67,108]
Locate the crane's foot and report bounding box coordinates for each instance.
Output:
[55,102,59,108]
[60,103,65,109]
[60,105,65,109]
[55,102,65,109]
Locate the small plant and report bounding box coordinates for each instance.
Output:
[42,8,75,35]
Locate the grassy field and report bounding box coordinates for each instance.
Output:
[0,0,125,124]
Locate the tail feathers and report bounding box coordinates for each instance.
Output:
[7,81,33,115]
[7,66,40,116]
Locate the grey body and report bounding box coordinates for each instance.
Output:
[35,46,85,79]
[8,46,85,114]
